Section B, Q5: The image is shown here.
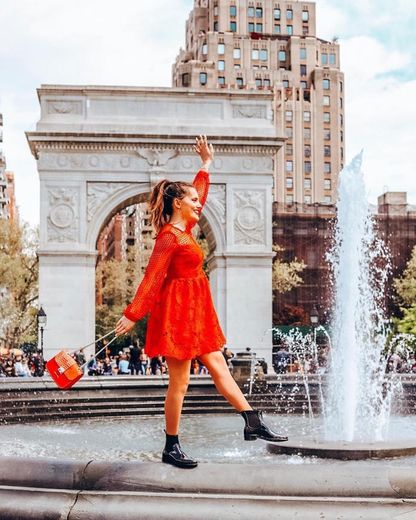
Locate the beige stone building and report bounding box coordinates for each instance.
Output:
[0,114,18,223]
[173,0,344,206]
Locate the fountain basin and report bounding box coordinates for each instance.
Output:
[267,438,416,460]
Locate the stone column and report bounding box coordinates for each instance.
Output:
[39,253,96,360]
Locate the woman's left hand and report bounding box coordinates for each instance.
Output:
[115,316,136,336]
[194,135,214,167]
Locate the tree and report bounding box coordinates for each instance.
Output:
[0,219,38,350]
[396,305,416,336]
[392,246,416,345]
[272,245,306,294]
[394,246,416,307]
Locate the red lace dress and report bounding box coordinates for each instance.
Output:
[123,169,226,360]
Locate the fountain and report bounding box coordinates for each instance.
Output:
[268,152,416,459]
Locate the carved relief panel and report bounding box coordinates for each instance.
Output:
[46,187,80,243]
[232,189,266,245]
[87,182,136,221]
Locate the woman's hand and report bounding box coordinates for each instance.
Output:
[194,135,214,169]
[115,316,136,336]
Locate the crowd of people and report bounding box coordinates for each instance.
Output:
[0,343,234,378]
[0,350,45,378]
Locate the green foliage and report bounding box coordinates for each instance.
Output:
[272,245,306,294]
[394,246,416,307]
[393,246,416,344]
[396,305,416,336]
[0,219,39,349]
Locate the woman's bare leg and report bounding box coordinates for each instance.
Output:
[164,357,191,435]
[198,351,252,412]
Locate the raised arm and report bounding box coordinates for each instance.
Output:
[123,232,177,322]
[193,135,214,208]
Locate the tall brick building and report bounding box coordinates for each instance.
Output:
[173,0,345,206]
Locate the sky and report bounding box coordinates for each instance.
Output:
[0,0,415,226]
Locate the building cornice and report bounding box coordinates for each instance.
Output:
[26,133,282,159]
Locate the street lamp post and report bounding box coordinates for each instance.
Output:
[37,306,47,358]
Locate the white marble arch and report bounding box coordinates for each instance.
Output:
[27,85,285,368]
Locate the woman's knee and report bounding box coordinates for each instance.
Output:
[167,376,189,396]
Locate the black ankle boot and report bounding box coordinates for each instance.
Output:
[162,432,198,469]
[241,410,288,442]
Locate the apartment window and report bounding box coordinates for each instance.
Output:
[304,144,311,157]
[341,147,344,159]
[329,53,336,65]
[304,127,311,139]
[274,24,281,33]
[260,49,268,61]
[264,78,270,88]
[230,21,237,32]
[199,72,207,85]
[214,21,218,31]
[286,160,293,172]
[301,80,307,89]
[300,48,307,60]
[302,10,309,21]
[304,161,312,173]
[300,64,307,76]
[274,8,281,19]
[286,9,293,19]
[324,162,331,173]
[233,48,241,59]
[304,178,312,189]
[340,97,343,108]
[252,49,259,60]
[323,95,330,106]
[230,5,237,17]
[218,43,225,54]
[234,64,241,69]
[321,53,328,65]
[214,4,218,16]
[324,145,331,157]
[324,179,331,190]
[304,195,311,204]
[285,110,293,122]
[302,26,309,36]
[218,76,225,85]
[286,194,294,204]
[324,129,331,140]
[286,143,293,155]
[279,50,286,61]
[202,43,208,55]
[303,110,311,122]
[323,79,330,90]
[182,73,190,87]
[261,65,268,70]
[255,78,262,87]
[256,23,263,32]
[340,81,343,92]
[248,7,255,17]
[287,25,293,35]
[248,22,255,32]
[283,79,289,87]
[340,130,343,142]
[236,77,244,87]
[286,177,294,189]
[340,114,344,126]
[218,60,225,71]
[323,112,330,123]
[256,7,263,18]
[324,196,332,204]
[286,127,293,138]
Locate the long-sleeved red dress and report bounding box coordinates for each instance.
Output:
[123,169,226,360]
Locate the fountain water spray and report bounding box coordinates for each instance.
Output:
[325,152,396,442]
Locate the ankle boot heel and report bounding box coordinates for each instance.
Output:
[244,430,257,441]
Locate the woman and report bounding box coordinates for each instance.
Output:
[116,136,287,469]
